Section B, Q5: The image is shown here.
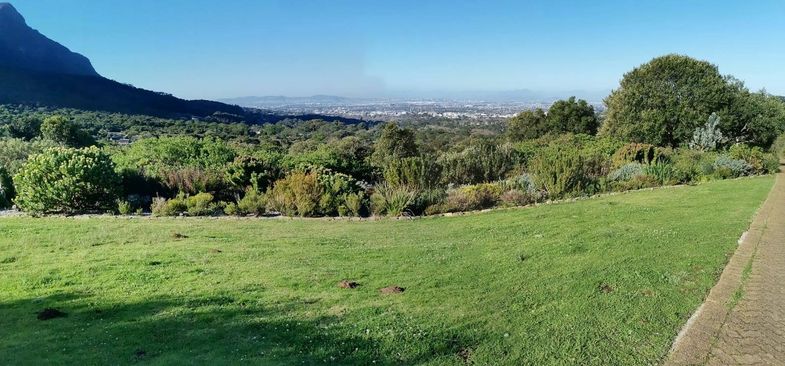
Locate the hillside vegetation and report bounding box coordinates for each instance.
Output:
[0,176,774,365]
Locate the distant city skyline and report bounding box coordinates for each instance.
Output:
[12,0,785,100]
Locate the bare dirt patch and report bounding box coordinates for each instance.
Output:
[380,286,405,294]
[338,280,359,289]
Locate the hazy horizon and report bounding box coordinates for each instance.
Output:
[11,0,785,100]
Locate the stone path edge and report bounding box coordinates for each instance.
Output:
[665,171,780,365]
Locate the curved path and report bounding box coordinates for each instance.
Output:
[667,167,785,365]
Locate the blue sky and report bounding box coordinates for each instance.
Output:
[11,0,785,99]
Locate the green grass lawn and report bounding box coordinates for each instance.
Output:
[0,177,774,365]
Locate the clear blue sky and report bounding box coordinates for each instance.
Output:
[11,0,785,100]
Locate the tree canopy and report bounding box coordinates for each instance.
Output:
[601,54,785,148]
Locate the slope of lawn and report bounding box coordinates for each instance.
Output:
[0,176,774,365]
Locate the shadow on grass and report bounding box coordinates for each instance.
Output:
[0,292,472,365]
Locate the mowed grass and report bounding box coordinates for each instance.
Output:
[0,177,774,365]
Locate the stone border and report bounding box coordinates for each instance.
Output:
[665,172,781,365]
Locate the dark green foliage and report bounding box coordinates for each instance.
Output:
[114,136,235,195]
[1,116,41,140]
[13,147,120,214]
[0,166,13,208]
[506,108,548,141]
[545,97,599,135]
[40,115,95,147]
[438,142,522,185]
[602,54,778,147]
[370,182,419,217]
[224,153,282,193]
[371,122,419,167]
[530,145,597,198]
[611,143,670,168]
[226,188,267,216]
[383,156,442,189]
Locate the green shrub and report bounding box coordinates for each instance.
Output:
[643,163,676,185]
[267,171,323,217]
[530,146,596,198]
[342,191,368,217]
[410,188,447,215]
[611,143,669,168]
[113,136,236,196]
[0,167,14,209]
[117,200,133,215]
[224,154,281,193]
[672,149,705,183]
[438,142,523,185]
[13,147,120,214]
[233,188,266,216]
[0,138,58,176]
[186,192,220,216]
[317,170,360,216]
[431,183,503,213]
[151,194,187,217]
[371,182,418,217]
[383,156,442,189]
[728,143,779,174]
[610,175,661,192]
[771,133,785,159]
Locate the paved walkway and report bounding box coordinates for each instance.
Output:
[668,167,785,365]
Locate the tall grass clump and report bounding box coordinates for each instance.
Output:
[371,182,418,217]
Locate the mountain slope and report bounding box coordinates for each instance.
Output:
[0,3,97,76]
[0,3,253,119]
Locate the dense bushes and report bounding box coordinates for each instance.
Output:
[383,156,442,189]
[611,143,670,168]
[529,145,598,198]
[113,136,236,196]
[0,167,13,209]
[13,147,120,214]
[438,142,522,185]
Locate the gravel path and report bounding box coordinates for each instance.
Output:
[668,166,785,365]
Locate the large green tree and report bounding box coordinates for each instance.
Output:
[40,115,95,147]
[371,122,419,167]
[546,97,599,135]
[506,108,548,141]
[602,55,746,147]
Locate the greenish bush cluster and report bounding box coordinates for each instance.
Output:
[151,192,222,217]
[13,147,120,214]
[3,55,785,217]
